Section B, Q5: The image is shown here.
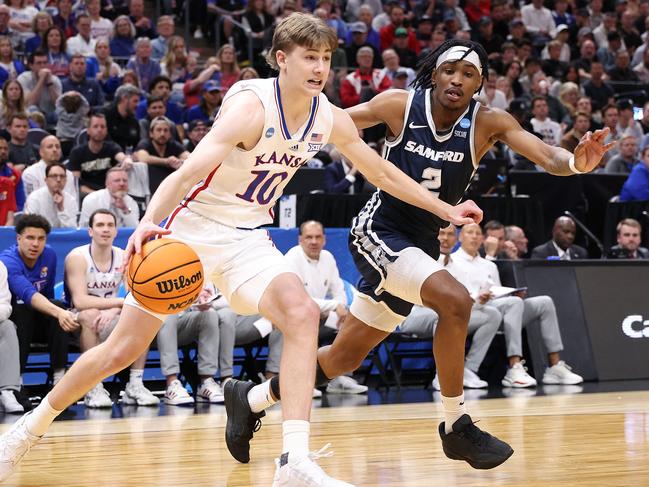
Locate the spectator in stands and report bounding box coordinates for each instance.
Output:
[0,36,25,88]
[134,115,188,195]
[524,71,567,123]
[347,6,379,51]
[0,137,22,221]
[561,111,591,153]
[530,96,563,146]
[79,167,139,227]
[41,26,69,78]
[581,63,612,114]
[281,220,367,394]
[65,208,158,407]
[158,282,235,405]
[521,0,555,45]
[598,32,624,72]
[66,14,96,57]
[89,38,122,99]
[608,49,639,82]
[86,0,111,40]
[184,119,208,152]
[633,48,649,82]
[181,57,220,109]
[24,11,52,54]
[617,99,644,141]
[620,9,642,52]
[7,0,39,47]
[390,27,417,69]
[400,224,501,390]
[531,216,589,259]
[125,37,160,92]
[605,133,639,174]
[0,214,78,385]
[214,44,240,94]
[241,0,275,64]
[324,151,366,194]
[379,3,419,54]
[593,12,617,50]
[0,259,28,413]
[54,90,89,154]
[620,145,649,201]
[505,225,530,259]
[607,218,649,258]
[574,39,597,80]
[109,15,136,58]
[345,21,380,69]
[483,220,519,260]
[128,0,155,39]
[151,15,173,61]
[24,162,77,228]
[135,75,183,125]
[473,17,504,60]
[18,49,62,121]
[185,80,222,123]
[160,36,190,85]
[340,47,390,108]
[7,113,37,170]
[62,54,104,108]
[480,69,508,110]
[379,49,412,84]
[0,6,14,44]
[455,223,583,388]
[541,40,568,80]
[53,0,76,39]
[69,112,134,195]
[104,83,140,151]
[22,135,76,199]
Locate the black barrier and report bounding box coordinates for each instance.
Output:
[507,260,649,381]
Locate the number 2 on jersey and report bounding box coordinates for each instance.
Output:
[236,170,289,205]
[420,167,442,196]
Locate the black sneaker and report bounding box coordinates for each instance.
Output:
[224,379,265,463]
[438,414,513,469]
[13,388,32,412]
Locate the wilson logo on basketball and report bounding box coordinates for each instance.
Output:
[155,271,203,294]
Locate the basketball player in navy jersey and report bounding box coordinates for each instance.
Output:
[225,39,615,470]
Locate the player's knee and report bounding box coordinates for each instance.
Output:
[104,344,141,374]
[78,309,100,328]
[284,299,320,335]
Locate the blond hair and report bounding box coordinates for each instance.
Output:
[266,13,338,70]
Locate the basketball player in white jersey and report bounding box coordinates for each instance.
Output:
[0,14,484,486]
[64,209,159,409]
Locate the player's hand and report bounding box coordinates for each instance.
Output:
[122,219,171,272]
[94,308,118,331]
[58,309,79,332]
[335,303,348,323]
[484,235,499,257]
[573,128,617,173]
[478,291,493,304]
[447,199,483,226]
[503,241,519,260]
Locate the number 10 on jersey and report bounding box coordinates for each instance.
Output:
[236,170,289,205]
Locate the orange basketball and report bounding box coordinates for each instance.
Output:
[127,238,204,315]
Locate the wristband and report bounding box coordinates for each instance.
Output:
[568,156,585,174]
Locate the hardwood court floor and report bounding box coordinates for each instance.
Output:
[2,390,649,486]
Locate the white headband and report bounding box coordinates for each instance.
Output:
[435,45,482,73]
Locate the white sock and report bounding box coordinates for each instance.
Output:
[282,420,310,460]
[52,369,65,385]
[129,369,144,384]
[247,380,277,413]
[25,396,62,437]
[441,393,467,434]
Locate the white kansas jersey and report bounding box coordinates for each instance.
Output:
[175,77,333,229]
[71,244,124,299]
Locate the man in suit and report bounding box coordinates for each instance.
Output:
[324,154,368,194]
[607,218,649,259]
[531,216,589,259]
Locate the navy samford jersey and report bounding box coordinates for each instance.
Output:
[373,88,479,241]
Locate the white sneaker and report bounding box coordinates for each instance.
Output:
[432,373,441,391]
[0,413,41,481]
[326,376,368,395]
[463,368,488,389]
[196,378,224,403]
[0,391,24,414]
[502,361,537,388]
[164,380,195,406]
[312,388,323,398]
[123,381,160,406]
[84,383,113,409]
[272,445,355,487]
[542,361,583,385]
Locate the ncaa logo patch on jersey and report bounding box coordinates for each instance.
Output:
[265,127,275,138]
[459,118,471,129]
[40,267,48,278]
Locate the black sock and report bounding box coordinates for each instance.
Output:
[315,361,331,388]
[270,375,281,400]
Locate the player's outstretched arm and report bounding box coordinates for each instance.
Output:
[330,107,482,226]
[489,108,616,175]
[126,91,265,256]
[345,89,409,131]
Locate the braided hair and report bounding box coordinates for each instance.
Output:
[412,39,489,93]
